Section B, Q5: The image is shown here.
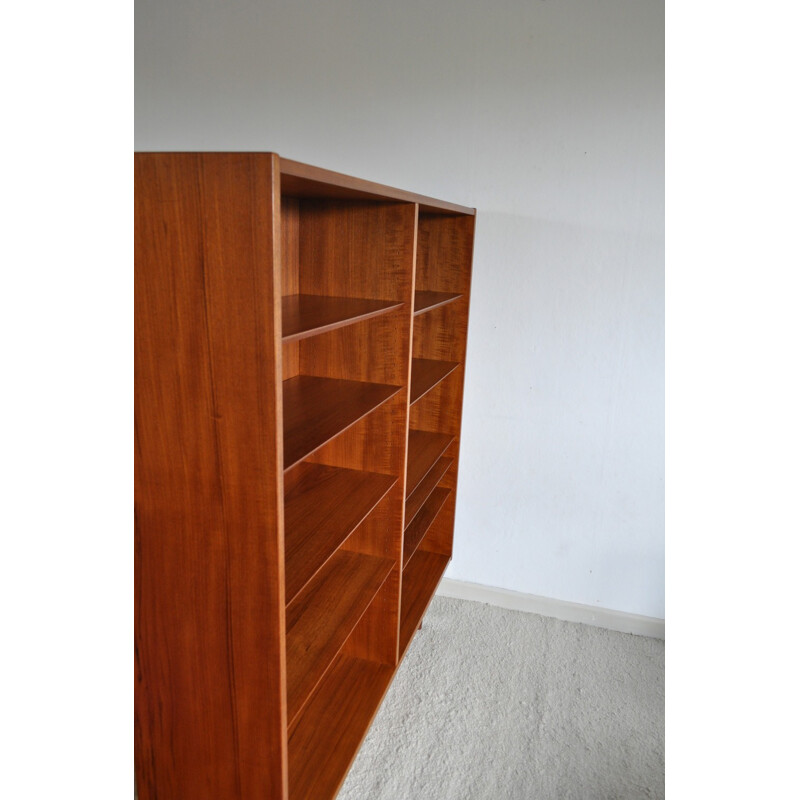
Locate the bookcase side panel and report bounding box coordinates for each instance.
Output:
[135,153,288,800]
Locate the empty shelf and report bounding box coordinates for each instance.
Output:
[288,654,394,800]
[282,294,403,342]
[413,290,462,316]
[283,375,401,470]
[405,457,452,530]
[400,550,449,654]
[286,549,394,725]
[406,429,454,498]
[285,463,397,603]
[404,487,451,568]
[409,358,460,405]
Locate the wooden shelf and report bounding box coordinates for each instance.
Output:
[414,290,462,316]
[404,487,451,568]
[285,463,397,603]
[410,358,460,405]
[288,654,394,800]
[280,157,476,216]
[406,429,454,498]
[405,456,452,529]
[283,375,401,470]
[282,294,403,342]
[400,550,449,654]
[286,550,394,725]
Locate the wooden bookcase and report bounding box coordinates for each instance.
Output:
[134,153,475,800]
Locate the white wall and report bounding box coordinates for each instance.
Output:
[136,0,664,619]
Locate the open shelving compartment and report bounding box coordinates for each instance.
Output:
[280,178,416,800]
[400,210,474,657]
[134,153,475,800]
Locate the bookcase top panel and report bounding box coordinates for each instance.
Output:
[280,157,475,216]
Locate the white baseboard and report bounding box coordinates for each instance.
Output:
[436,578,665,640]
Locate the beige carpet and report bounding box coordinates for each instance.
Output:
[338,595,664,800]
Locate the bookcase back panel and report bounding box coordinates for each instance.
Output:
[415,213,475,295]
[303,396,403,478]
[282,196,301,295]
[409,370,465,438]
[299,309,412,387]
[298,200,416,303]
[419,491,457,558]
[411,299,470,364]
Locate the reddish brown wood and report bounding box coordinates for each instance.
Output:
[296,201,418,670]
[415,213,475,295]
[136,153,474,800]
[282,294,403,342]
[409,213,475,563]
[414,289,462,315]
[403,487,451,568]
[405,457,453,529]
[281,196,300,296]
[297,200,415,303]
[419,491,458,557]
[399,550,450,654]
[410,358,461,404]
[283,375,401,470]
[284,463,397,603]
[281,197,300,381]
[281,157,475,216]
[406,429,454,497]
[288,654,394,800]
[134,153,287,800]
[285,549,394,726]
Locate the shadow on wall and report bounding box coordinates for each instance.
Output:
[454,210,664,617]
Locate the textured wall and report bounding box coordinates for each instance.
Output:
[136,0,664,618]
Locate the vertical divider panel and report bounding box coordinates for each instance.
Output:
[135,153,288,800]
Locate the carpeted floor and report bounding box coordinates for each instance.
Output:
[338,595,664,800]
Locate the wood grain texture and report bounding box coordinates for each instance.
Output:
[135,153,287,799]
[415,213,475,294]
[408,213,475,566]
[283,375,401,470]
[297,200,414,302]
[281,157,475,216]
[338,496,403,665]
[410,358,461,405]
[137,153,475,800]
[281,196,300,296]
[299,201,417,670]
[287,654,394,800]
[403,487,451,568]
[281,197,300,380]
[399,550,450,654]
[284,463,397,603]
[282,294,403,342]
[300,311,411,386]
[411,299,469,364]
[285,550,394,725]
[418,491,458,557]
[405,457,453,528]
[414,289,462,315]
[408,372,464,438]
[406,429,454,498]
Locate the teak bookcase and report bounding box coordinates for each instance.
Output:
[134,153,475,800]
